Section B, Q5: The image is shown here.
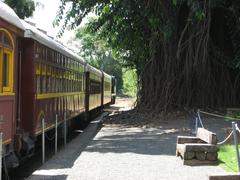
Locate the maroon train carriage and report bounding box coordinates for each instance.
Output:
[19,20,86,156]
[85,64,103,112]
[0,1,117,168]
[18,21,116,161]
[103,72,112,105]
[0,2,25,167]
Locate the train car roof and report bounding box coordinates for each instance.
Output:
[103,71,112,80]
[21,20,85,65]
[86,64,112,79]
[85,64,102,76]
[0,2,25,30]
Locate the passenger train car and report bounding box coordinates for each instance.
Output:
[0,2,116,168]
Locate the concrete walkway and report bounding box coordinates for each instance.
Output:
[27,118,226,180]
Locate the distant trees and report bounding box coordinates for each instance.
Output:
[4,0,35,19]
[75,25,123,93]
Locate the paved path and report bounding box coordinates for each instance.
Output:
[27,119,226,180]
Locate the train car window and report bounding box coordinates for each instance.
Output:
[42,47,45,60]
[75,73,77,92]
[62,55,65,67]
[69,72,72,92]
[73,73,75,92]
[2,53,9,87]
[35,63,41,93]
[90,80,101,94]
[71,61,73,70]
[58,54,60,65]
[80,74,83,92]
[43,47,46,61]
[0,30,14,94]
[36,63,41,75]
[72,72,74,92]
[46,66,51,93]
[60,55,62,66]
[56,53,59,64]
[42,64,46,75]
[53,51,56,63]
[76,73,79,91]
[41,64,46,93]
[63,57,65,67]
[58,69,61,92]
[71,72,73,92]
[46,49,50,62]
[104,81,111,91]
[67,71,71,92]
[61,70,64,92]
[64,71,66,92]
[55,68,59,92]
[3,34,12,48]
[2,49,13,93]
[60,71,62,93]
[52,68,56,92]
[35,44,40,59]
[50,50,54,63]
[73,72,75,92]
[72,60,74,70]
[69,71,71,92]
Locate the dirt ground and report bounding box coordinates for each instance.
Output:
[104,96,231,141]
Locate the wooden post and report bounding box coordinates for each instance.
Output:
[232,122,240,172]
[197,109,204,128]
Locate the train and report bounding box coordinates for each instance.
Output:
[0,2,116,168]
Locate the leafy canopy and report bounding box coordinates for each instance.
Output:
[55,0,240,72]
[4,0,35,19]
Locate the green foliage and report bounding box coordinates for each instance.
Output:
[122,69,137,97]
[55,0,240,72]
[218,145,240,172]
[4,0,35,19]
[75,24,123,91]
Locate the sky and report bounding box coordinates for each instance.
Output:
[28,0,76,45]
[29,0,61,37]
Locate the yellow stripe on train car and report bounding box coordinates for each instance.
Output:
[36,92,85,99]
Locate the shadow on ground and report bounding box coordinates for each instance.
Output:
[85,127,180,155]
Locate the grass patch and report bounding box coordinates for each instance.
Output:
[218,144,240,172]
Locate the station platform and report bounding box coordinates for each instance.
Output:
[26,113,105,180]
